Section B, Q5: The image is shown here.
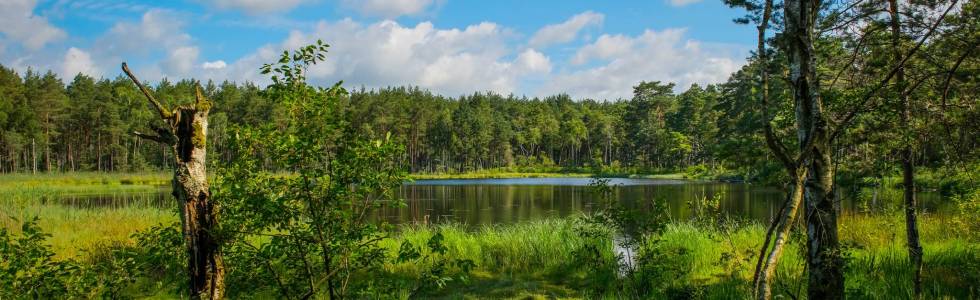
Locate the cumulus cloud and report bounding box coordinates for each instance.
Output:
[515,49,552,73]
[202,60,227,69]
[52,9,220,81]
[528,11,604,48]
[570,34,634,65]
[98,9,191,56]
[205,0,310,14]
[217,19,549,96]
[342,0,437,18]
[667,0,704,7]
[62,47,100,77]
[539,28,745,100]
[0,0,67,50]
[164,46,200,75]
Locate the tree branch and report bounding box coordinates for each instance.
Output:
[941,40,977,109]
[121,62,173,120]
[830,0,958,140]
[828,24,885,88]
[132,131,165,144]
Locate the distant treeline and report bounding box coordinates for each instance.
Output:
[0,60,976,179]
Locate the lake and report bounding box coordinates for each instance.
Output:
[21,177,950,226]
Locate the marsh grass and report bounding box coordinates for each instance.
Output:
[384,214,979,299]
[0,172,169,198]
[1,171,976,298]
[410,169,688,180]
[1,202,176,258]
[1,172,173,258]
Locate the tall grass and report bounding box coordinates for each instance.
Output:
[1,202,176,258]
[1,172,173,258]
[384,214,979,299]
[0,172,169,198]
[1,171,976,298]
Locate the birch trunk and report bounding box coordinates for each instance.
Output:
[783,0,844,298]
[755,172,805,300]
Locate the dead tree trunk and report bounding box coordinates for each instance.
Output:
[783,0,844,298]
[122,63,225,299]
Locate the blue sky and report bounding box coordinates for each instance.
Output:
[0,0,755,99]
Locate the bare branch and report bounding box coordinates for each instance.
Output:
[121,62,173,120]
[132,131,165,144]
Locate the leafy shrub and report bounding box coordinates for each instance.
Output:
[0,217,80,298]
[393,230,476,297]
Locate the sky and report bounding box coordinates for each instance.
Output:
[0,0,756,100]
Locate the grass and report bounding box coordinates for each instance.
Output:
[382,214,979,299]
[2,171,977,298]
[0,172,173,258]
[1,202,176,258]
[410,169,688,180]
[3,205,977,298]
[0,172,169,197]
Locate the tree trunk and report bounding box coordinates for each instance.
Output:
[783,0,844,298]
[122,63,224,299]
[887,0,924,295]
[750,0,807,297]
[755,172,805,300]
[172,106,225,300]
[32,138,37,174]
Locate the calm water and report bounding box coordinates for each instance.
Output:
[31,178,949,226]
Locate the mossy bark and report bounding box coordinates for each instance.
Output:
[172,106,225,299]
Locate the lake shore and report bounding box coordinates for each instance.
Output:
[0,170,695,189]
[410,171,695,180]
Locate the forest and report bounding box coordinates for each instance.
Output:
[1,0,978,299]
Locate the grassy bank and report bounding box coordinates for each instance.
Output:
[410,169,688,180]
[0,172,169,196]
[388,214,979,299]
[0,172,174,258]
[2,211,977,298]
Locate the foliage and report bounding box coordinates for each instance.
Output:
[0,217,80,298]
[0,218,185,299]
[214,41,411,298]
[950,187,980,239]
[393,230,476,296]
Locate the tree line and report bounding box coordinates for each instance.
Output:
[2,45,974,180]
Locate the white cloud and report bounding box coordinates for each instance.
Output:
[62,47,100,77]
[528,11,604,48]
[206,0,310,14]
[570,34,634,65]
[0,0,67,50]
[667,0,704,7]
[219,19,548,96]
[342,0,437,18]
[516,49,552,73]
[539,28,746,100]
[163,46,200,75]
[202,60,227,69]
[37,9,220,81]
[99,9,191,56]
